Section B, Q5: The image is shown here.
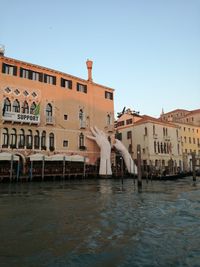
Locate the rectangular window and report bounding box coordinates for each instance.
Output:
[105,91,113,100]
[32,71,41,81]
[64,114,68,120]
[126,119,132,125]
[115,132,122,140]
[61,78,72,89]
[2,63,17,76]
[77,83,87,93]
[117,121,125,127]
[63,140,68,147]
[127,131,132,139]
[44,74,56,85]
[20,68,31,79]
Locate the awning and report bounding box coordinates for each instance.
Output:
[47,154,71,161]
[28,153,48,161]
[0,152,19,161]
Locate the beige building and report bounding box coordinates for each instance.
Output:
[0,50,115,174]
[116,109,182,175]
[160,108,200,171]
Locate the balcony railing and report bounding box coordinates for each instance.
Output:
[2,111,40,124]
[153,133,158,139]
[46,116,54,125]
[80,121,86,129]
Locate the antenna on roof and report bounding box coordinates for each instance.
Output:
[0,44,5,56]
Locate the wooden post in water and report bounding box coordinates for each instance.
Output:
[192,152,196,182]
[63,156,65,179]
[30,161,33,181]
[121,156,124,184]
[83,157,86,178]
[137,144,142,188]
[10,154,14,182]
[42,156,45,181]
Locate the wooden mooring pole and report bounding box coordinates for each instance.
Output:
[192,152,196,182]
[137,144,142,188]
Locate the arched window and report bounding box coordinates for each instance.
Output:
[3,98,11,114]
[30,102,36,115]
[157,142,160,153]
[41,131,46,149]
[2,128,9,148]
[164,143,167,154]
[26,130,33,149]
[34,130,40,149]
[144,127,148,136]
[154,141,157,153]
[46,103,52,117]
[153,125,156,135]
[79,109,85,128]
[163,128,165,137]
[107,114,111,125]
[79,132,85,150]
[13,99,20,113]
[10,128,17,148]
[19,129,25,148]
[22,101,29,114]
[160,142,163,154]
[49,133,54,151]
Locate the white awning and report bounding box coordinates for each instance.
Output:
[47,154,71,161]
[28,153,48,161]
[0,152,19,161]
[70,155,85,162]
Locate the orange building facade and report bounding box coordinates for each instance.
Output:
[0,53,114,173]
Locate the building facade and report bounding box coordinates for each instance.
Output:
[0,53,114,173]
[116,109,183,175]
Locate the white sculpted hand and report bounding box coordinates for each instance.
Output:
[87,127,112,176]
[114,139,137,174]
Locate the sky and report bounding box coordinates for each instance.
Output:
[1,0,200,118]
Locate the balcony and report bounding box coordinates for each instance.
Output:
[2,111,40,124]
[105,125,114,132]
[153,133,158,139]
[164,136,170,141]
[46,116,54,125]
[80,121,86,129]
[79,145,87,151]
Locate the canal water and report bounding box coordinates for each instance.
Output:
[0,177,200,267]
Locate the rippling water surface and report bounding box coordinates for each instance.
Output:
[0,177,200,267]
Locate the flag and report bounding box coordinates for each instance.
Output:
[34,104,40,115]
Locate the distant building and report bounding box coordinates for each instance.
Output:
[160,108,200,126]
[0,52,114,173]
[116,109,183,175]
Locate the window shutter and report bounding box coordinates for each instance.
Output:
[44,74,47,83]
[69,80,72,89]
[13,66,17,76]
[61,78,64,87]
[77,83,79,91]
[53,76,56,85]
[28,70,33,80]
[20,67,23,77]
[2,63,6,73]
[84,85,87,93]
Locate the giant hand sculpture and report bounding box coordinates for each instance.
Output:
[114,139,138,175]
[87,127,112,176]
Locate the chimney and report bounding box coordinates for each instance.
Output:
[0,44,5,56]
[86,59,93,82]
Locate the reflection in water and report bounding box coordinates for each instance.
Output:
[0,178,200,267]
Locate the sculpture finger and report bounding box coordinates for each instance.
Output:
[86,135,96,141]
[94,126,101,135]
[90,127,97,137]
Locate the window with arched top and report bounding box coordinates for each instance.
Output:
[2,128,9,148]
[154,141,157,153]
[19,129,25,148]
[163,128,165,137]
[46,103,53,123]
[34,130,40,149]
[13,99,20,113]
[10,128,17,148]
[79,132,85,150]
[160,142,163,154]
[30,102,36,115]
[49,133,55,151]
[26,129,33,149]
[22,101,29,114]
[3,98,11,114]
[79,109,86,128]
[144,127,148,136]
[41,131,46,149]
[157,142,160,153]
[107,114,112,125]
[46,103,52,117]
[153,125,156,135]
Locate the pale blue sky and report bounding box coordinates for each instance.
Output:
[1,0,200,117]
